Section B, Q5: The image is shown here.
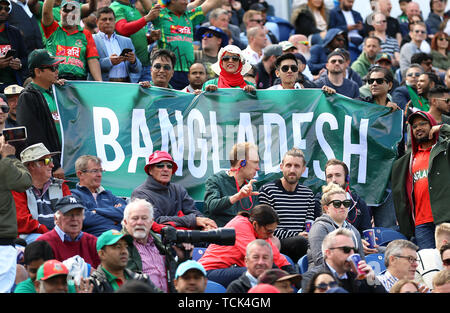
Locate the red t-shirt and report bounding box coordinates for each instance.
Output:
[411,145,434,226]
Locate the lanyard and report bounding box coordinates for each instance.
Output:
[229,167,254,211]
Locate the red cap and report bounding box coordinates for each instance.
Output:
[144,150,178,175]
[248,284,281,293]
[36,259,69,281]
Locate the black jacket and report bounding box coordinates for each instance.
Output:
[226,272,252,293]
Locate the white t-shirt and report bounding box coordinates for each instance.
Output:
[415,248,443,289]
[342,10,362,40]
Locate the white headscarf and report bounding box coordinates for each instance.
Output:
[211,45,253,76]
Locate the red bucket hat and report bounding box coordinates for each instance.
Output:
[144,150,178,175]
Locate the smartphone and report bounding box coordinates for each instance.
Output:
[4,49,16,59]
[2,126,27,142]
[120,48,132,57]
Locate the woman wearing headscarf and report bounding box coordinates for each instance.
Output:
[202,45,256,92]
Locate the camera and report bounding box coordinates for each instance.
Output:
[161,226,235,246]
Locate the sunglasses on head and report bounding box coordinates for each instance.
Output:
[368,78,387,85]
[152,63,172,71]
[327,199,352,208]
[37,157,54,166]
[315,281,339,291]
[40,65,59,72]
[154,162,173,169]
[280,65,298,73]
[329,246,356,254]
[0,105,9,113]
[221,55,240,62]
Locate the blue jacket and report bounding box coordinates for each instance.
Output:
[71,184,127,237]
[328,7,363,33]
[391,85,413,110]
[308,28,344,75]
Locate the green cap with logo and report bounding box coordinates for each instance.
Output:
[96,229,133,251]
[28,49,62,70]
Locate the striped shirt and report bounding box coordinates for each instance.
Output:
[376,270,398,292]
[258,179,315,239]
[379,36,400,58]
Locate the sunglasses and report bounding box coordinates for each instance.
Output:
[154,162,173,169]
[438,37,449,42]
[330,59,344,64]
[82,168,105,174]
[280,65,298,73]
[152,63,172,71]
[221,55,240,62]
[202,32,217,39]
[250,19,263,24]
[413,30,426,34]
[368,78,387,85]
[37,157,54,166]
[0,5,10,12]
[329,246,356,254]
[40,65,59,72]
[407,72,421,77]
[315,281,339,291]
[433,98,450,104]
[327,199,352,208]
[0,105,9,113]
[443,258,450,266]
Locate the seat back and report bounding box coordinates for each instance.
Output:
[365,253,386,275]
[205,280,226,293]
[373,227,407,246]
[192,247,207,261]
[297,255,308,274]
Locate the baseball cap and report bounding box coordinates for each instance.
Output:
[279,41,296,52]
[248,283,281,293]
[28,49,62,71]
[258,269,302,285]
[36,259,69,281]
[263,44,282,57]
[20,143,60,164]
[144,150,178,175]
[375,53,392,64]
[249,2,268,12]
[293,52,306,65]
[4,84,24,96]
[0,0,11,13]
[96,229,133,251]
[195,26,229,48]
[327,50,345,61]
[55,195,87,214]
[175,260,206,279]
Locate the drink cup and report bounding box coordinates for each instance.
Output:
[363,229,376,249]
[305,220,313,232]
[347,253,366,280]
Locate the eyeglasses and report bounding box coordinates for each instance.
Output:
[221,55,240,62]
[413,30,426,34]
[82,168,105,174]
[438,37,449,42]
[202,32,217,39]
[152,63,172,71]
[330,59,344,64]
[280,65,298,73]
[375,20,387,24]
[40,65,59,72]
[154,162,173,169]
[0,5,10,12]
[0,105,9,113]
[37,157,54,166]
[433,97,450,104]
[250,19,263,24]
[406,72,421,77]
[327,199,352,208]
[411,120,429,130]
[368,77,387,85]
[315,281,339,291]
[442,258,450,266]
[329,246,356,254]
[395,255,419,264]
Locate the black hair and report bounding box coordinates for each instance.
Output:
[421,72,440,85]
[411,52,433,64]
[239,204,279,226]
[96,6,115,19]
[150,49,177,69]
[23,240,54,265]
[367,66,394,84]
[275,53,298,69]
[303,271,339,293]
[429,85,450,97]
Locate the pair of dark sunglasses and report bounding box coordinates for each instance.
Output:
[442,258,450,266]
[368,78,387,85]
[202,32,218,39]
[329,246,356,254]
[153,63,172,71]
[222,56,240,62]
[154,163,173,169]
[40,65,59,72]
[37,157,54,166]
[327,199,352,208]
[280,65,298,73]
[315,281,339,291]
[0,105,10,113]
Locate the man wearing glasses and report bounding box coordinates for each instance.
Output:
[71,155,127,237]
[400,21,428,77]
[12,143,71,244]
[132,150,217,231]
[427,86,450,125]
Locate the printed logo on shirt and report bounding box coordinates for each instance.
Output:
[52,112,60,122]
[56,45,80,58]
[413,169,428,183]
[74,39,83,48]
[170,25,191,35]
[0,44,12,57]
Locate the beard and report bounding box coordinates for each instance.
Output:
[132,227,148,240]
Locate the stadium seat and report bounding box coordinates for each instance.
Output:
[205,280,226,293]
[298,255,308,274]
[365,253,386,275]
[373,227,407,246]
[395,68,402,84]
[266,16,295,41]
[192,247,207,261]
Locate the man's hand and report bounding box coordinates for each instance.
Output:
[243,84,256,93]
[9,58,22,70]
[386,101,400,111]
[238,179,259,199]
[123,51,136,64]
[0,136,16,158]
[55,78,67,86]
[298,231,308,239]
[144,4,161,22]
[0,56,13,69]
[110,54,124,66]
[196,217,218,230]
[139,81,151,88]
[357,260,375,281]
[53,167,65,179]
[75,277,94,293]
[429,125,442,139]
[362,239,378,255]
[205,84,218,92]
[322,85,336,94]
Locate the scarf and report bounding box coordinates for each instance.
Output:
[217,62,247,88]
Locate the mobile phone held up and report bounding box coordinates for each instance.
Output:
[120,48,132,57]
[2,126,27,142]
[4,49,17,59]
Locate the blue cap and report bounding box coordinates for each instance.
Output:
[195,26,229,48]
[175,260,206,279]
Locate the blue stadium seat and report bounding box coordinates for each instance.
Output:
[373,227,407,246]
[365,253,386,275]
[205,280,226,293]
[192,247,207,261]
[266,16,295,41]
[298,255,308,274]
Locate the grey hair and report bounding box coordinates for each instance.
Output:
[321,228,354,257]
[246,239,273,259]
[75,155,102,172]
[121,198,154,229]
[209,8,228,21]
[384,239,418,267]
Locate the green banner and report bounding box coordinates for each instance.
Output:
[55,81,403,205]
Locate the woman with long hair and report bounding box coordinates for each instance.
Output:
[430,31,450,72]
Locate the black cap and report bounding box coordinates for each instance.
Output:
[55,196,87,214]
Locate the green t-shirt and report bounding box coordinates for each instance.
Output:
[100,267,130,292]
[31,82,62,142]
[110,1,150,67]
[202,78,255,91]
[14,277,76,293]
[153,6,205,72]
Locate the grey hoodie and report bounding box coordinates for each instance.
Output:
[306,214,365,268]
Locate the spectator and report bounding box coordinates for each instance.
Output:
[3,84,23,128]
[203,142,260,227]
[254,44,282,89]
[441,243,450,270]
[258,148,314,263]
[131,150,217,231]
[0,0,27,93]
[257,269,302,293]
[248,2,279,44]
[202,7,244,49]
[307,182,365,268]
[314,50,360,98]
[371,0,402,45]
[301,228,386,293]
[91,6,142,83]
[318,47,363,87]
[370,12,400,68]
[416,223,450,289]
[415,72,439,112]
[426,0,448,35]
[239,9,264,47]
[194,25,228,81]
[202,45,256,92]
[226,239,274,293]
[328,0,364,48]
[302,271,339,293]
[198,204,295,288]
[15,49,65,178]
[411,52,435,75]
[144,49,176,89]
[370,53,400,92]
[12,143,71,243]
[399,21,428,77]
[427,86,450,125]
[242,26,267,65]
[89,229,162,293]
[430,31,450,73]
[14,240,54,293]
[290,0,329,40]
[392,111,450,248]
[360,66,401,111]
[432,269,450,292]
[33,259,70,293]
[0,136,32,293]
[173,260,208,293]
[267,53,303,90]
[41,0,102,81]
[399,1,424,36]
[288,34,311,60]
[314,158,372,236]
[152,0,223,90]
[109,0,161,83]
[351,36,382,79]
[389,279,421,293]
[36,195,101,268]
[70,155,127,237]
[391,63,424,110]
[397,0,411,24]
[181,63,207,93]
[376,239,427,292]
[307,28,346,76]
[0,94,8,133]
